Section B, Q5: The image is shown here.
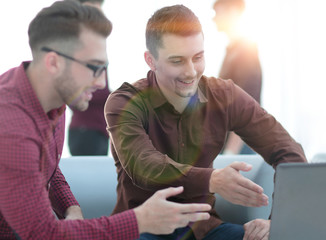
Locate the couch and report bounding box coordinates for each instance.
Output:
[59,154,274,224]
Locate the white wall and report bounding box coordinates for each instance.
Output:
[1,0,325,160]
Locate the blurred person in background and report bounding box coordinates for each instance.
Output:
[213,0,262,155]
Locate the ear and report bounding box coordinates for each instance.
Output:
[144,51,156,71]
[43,52,64,76]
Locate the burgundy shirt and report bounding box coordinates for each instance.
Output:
[0,62,139,240]
[105,70,306,240]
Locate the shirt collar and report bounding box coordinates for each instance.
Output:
[147,70,208,109]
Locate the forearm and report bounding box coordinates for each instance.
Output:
[49,167,79,218]
[242,118,307,167]
[65,205,84,220]
[1,170,138,239]
[111,128,213,199]
[229,85,307,165]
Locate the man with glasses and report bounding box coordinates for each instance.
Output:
[0,1,211,239]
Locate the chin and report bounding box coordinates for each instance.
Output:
[178,89,197,98]
[79,104,89,112]
[70,101,89,112]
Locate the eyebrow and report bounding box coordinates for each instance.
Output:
[88,59,108,65]
[168,50,205,60]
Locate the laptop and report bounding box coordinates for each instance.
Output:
[269,162,326,240]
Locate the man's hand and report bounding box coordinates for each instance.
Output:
[209,161,268,207]
[64,205,84,220]
[134,186,211,234]
[243,219,270,240]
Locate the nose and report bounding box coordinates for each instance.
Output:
[184,61,197,78]
[93,71,107,90]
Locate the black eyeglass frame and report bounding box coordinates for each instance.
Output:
[41,47,108,78]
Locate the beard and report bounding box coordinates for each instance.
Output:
[54,70,89,112]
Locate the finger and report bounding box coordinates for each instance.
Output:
[244,220,270,240]
[182,212,211,223]
[243,222,255,240]
[262,232,269,240]
[230,161,252,172]
[247,225,261,240]
[243,221,256,240]
[233,192,268,207]
[238,175,264,194]
[156,186,184,199]
[174,202,212,213]
[254,226,270,240]
[235,186,269,207]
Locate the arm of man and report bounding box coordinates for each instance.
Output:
[0,130,138,239]
[0,131,210,239]
[230,86,306,167]
[105,84,213,199]
[214,81,306,238]
[208,79,306,207]
[49,167,83,219]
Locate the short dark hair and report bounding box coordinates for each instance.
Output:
[146,5,202,59]
[75,0,104,5]
[213,0,245,12]
[28,0,112,54]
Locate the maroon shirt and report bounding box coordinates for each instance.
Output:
[0,62,139,240]
[105,70,306,239]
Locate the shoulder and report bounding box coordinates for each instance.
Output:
[0,101,40,138]
[199,75,235,97]
[200,75,256,109]
[108,78,149,102]
[105,78,150,114]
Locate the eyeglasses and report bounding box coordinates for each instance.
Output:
[41,47,108,78]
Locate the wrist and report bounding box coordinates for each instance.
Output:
[209,169,222,193]
[134,205,147,234]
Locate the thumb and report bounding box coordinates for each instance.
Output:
[230,161,252,172]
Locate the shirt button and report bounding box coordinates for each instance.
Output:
[58,154,61,160]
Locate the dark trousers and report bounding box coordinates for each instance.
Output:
[68,128,108,156]
[138,222,244,240]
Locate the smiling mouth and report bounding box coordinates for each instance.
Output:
[178,79,195,85]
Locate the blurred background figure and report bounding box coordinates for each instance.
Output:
[213,0,262,155]
[68,0,111,156]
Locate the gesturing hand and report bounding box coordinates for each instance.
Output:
[134,186,211,235]
[209,161,268,207]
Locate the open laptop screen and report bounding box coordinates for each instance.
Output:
[269,162,326,240]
